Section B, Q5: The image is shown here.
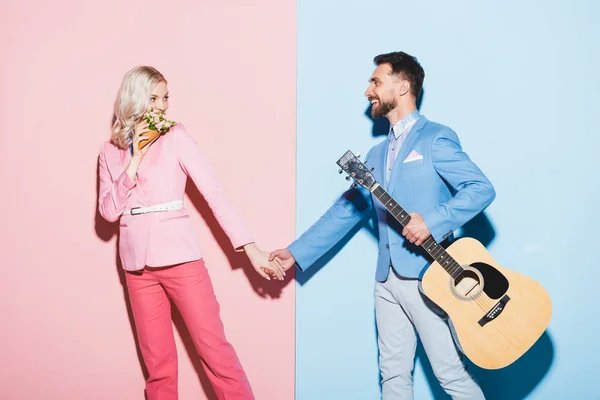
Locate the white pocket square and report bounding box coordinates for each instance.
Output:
[403,150,423,163]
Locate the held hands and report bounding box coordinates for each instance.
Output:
[264,248,297,280]
[402,212,431,246]
[244,243,287,281]
[268,248,296,273]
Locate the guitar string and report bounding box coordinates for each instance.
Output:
[371,183,496,310]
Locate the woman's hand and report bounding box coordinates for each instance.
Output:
[125,121,150,180]
[131,121,151,160]
[244,243,286,281]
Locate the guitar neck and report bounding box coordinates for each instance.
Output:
[370,184,464,278]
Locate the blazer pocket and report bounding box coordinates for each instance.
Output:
[159,214,190,223]
[401,158,424,168]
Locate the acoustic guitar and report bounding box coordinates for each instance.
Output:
[337,150,552,369]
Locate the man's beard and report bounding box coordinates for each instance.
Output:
[371,99,397,118]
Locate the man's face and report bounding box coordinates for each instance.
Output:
[365,63,401,118]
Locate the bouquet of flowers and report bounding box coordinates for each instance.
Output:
[138,109,177,149]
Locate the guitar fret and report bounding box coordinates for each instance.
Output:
[448,262,462,278]
[451,262,461,274]
[397,211,410,224]
[452,261,462,273]
[378,191,390,202]
[424,241,437,253]
[422,239,463,278]
[395,211,409,225]
[375,189,412,228]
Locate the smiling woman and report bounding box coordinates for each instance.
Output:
[97,65,285,400]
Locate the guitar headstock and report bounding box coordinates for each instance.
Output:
[336,150,377,191]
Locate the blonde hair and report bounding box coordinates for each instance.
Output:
[111,66,166,149]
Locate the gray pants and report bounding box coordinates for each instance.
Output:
[375,267,485,400]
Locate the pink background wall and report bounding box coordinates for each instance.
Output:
[0,1,295,399]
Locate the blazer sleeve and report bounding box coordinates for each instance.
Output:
[174,125,253,251]
[288,150,375,271]
[98,145,137,223]
[421,128,496,242]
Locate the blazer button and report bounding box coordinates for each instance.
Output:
[385,244,389,249]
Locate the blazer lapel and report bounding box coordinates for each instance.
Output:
[387,116,428,194]
[366,140,387,189]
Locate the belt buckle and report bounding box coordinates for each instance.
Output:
[130,207,142,216]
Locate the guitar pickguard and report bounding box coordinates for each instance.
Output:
[468,262,509,300]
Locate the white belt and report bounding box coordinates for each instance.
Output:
[122,200,184,216]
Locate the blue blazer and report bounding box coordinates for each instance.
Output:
[289,115,496,281]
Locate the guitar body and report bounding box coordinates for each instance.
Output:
[421,237,552,369]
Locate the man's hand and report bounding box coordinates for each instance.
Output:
[402,212,431,246]
[268,248,296,273]
[244,243,286,281]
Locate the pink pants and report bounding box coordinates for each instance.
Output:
[125,259,254,400]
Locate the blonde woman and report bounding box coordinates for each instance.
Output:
[98,66,283,400]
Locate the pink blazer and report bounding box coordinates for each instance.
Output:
[98,124,253,271]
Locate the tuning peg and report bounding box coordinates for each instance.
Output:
[370,167,375,172]
[356,152,361,158]
[338,169,343,174]
[345,176,351,181]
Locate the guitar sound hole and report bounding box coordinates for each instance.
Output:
[453,268,484,299]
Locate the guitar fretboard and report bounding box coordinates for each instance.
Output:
[371,185,464,278]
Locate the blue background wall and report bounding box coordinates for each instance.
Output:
[296,1,599,399]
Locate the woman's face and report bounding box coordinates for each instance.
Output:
[148,81,169,113]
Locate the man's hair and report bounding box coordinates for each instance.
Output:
[374,52,425,98]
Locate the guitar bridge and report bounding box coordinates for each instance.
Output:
[478,295,510,327]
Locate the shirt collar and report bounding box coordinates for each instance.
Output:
[389,110,420,140]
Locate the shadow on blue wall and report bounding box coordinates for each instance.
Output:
[415,330,554,400]
[295,211,378,286]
